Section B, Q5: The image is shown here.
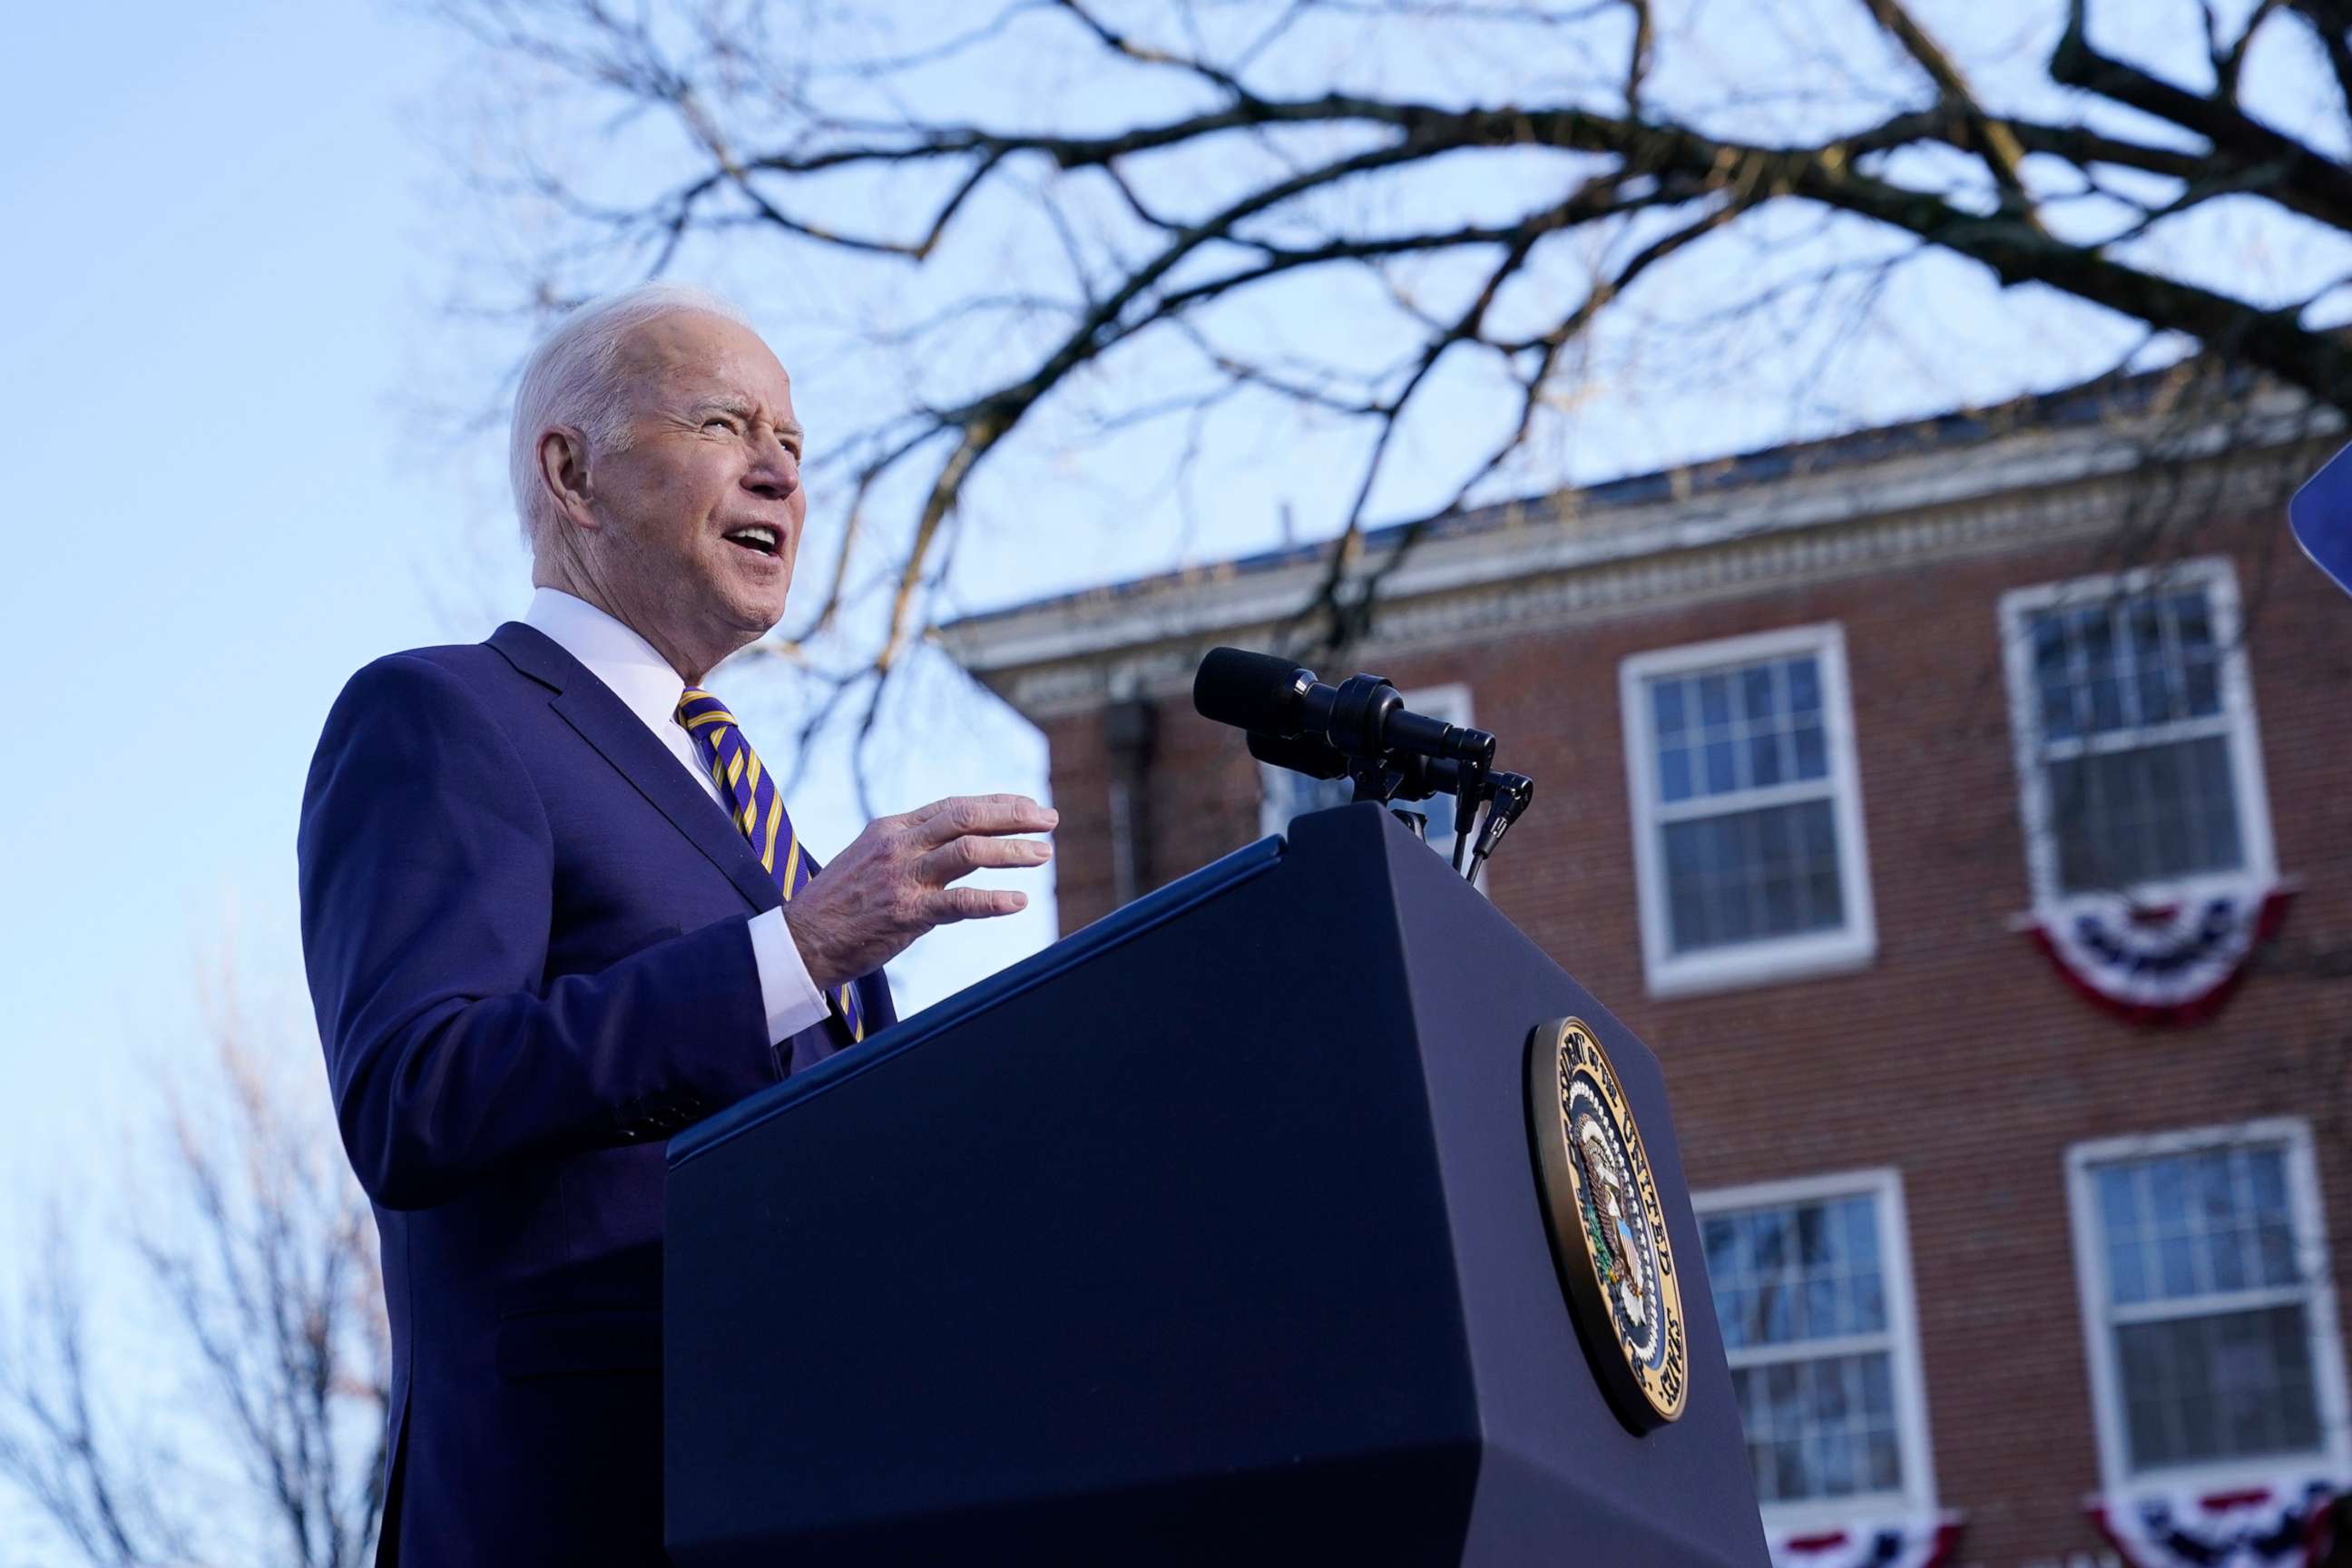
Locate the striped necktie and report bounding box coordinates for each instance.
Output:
[674,687,865,1043]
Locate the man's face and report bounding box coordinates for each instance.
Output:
[584,311,806,656]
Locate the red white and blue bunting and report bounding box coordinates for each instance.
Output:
[2090,1478,2337,1568]
[2025,883,2292,1026]
[1767,1515,1963,1568]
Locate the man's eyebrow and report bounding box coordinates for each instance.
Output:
[684,396,802,439]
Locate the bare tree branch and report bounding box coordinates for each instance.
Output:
[0,982,387,1568]
[429,0,2352,774]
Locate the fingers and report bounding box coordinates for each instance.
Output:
[907,794,1058,848]
[924,885,1029,923]
[916,833,1053,885]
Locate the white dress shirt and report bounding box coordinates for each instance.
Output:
[523,586,831,1046]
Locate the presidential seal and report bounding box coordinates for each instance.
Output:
[1525,1016,1688,1431]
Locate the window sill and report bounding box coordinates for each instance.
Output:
[1643,931,1877,1000]
[1755,1492,1933,1538]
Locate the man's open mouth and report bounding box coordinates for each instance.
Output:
[723,525,780,557]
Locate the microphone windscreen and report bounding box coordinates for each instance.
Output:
[1193,647,1307,732]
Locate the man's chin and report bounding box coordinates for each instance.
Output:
[720,581,792,642]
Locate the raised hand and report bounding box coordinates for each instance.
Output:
[780,794,1057,990]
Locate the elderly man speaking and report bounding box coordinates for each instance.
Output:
[297,284,1054,1564]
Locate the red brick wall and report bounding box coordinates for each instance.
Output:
[1032,507,2352,1566]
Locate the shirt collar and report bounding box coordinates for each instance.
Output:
[523,587,691,736]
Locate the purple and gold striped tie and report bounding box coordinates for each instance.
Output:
[675,687,865,1043]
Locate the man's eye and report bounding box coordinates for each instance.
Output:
[702,416,737,433]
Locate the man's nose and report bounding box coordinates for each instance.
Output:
[743,433,799,500]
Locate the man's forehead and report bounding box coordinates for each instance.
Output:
[622,311,790,397]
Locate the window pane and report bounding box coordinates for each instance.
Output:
[1818,1428,1857,1496]
[2193,738,2241,867]
[1841,1194,1879,1266]
[2249,1147,2289,1219]
[2077,604,2115,678]
[2109,1235,2149,1306]
[1642,645,1854,965]
[1704,1194,1885,1351]
[2049,735,2243,894]
[1662,799,1844,955]
[2183,655,2221,717]
[2249,1152,2298,1288]
[1659,745,1692,804]
[1655,653,1831,804]
[1786,656,1821,715]
[1803,1278,1840,1338]
[1652,679,1688,740]
[1798,1203,1834,1266]
[1791,721,1828,780]
[1704,1215,1739,1280]
[2042,677,2080,742]
[2170,590,2214,652]
[2029,585,2233,745]
[2092,1141,2329,1481]
[2118,1306,2321,1470]
[1867,1430,1901,1490]
[2088,671,2125,732]
[2031,612,2069,681]
[2099,1165,2141,1237]
[2126,600,2168,724]
[1728,1351,1902,1505]
[1699,673,1731,729]
[1849,1270,1886,1336]
[2033,613,2079,740]
[1704,739,1739,795]
[2098,1145,2308,1308]
[1720,1287,1752,1350]
[1758,1277,1792,1341]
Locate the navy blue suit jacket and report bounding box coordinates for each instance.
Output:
[297,621,893,1565]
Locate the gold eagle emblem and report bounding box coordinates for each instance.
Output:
[1525,1017,1689,1430]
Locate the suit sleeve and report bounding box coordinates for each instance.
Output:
[298,653,778,1211]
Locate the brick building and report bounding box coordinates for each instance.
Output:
[940,382,2352,1568]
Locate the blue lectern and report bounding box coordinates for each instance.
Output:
[664,804,1768,1564]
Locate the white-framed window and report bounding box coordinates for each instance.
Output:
[1619,625,1877,997]
[2066,1119,2350,1494]
[1259,682,1476,865]
[1695,1169,1936,1530]
[1997,558,2276,906]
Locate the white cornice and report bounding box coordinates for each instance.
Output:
[941,404,2335,722]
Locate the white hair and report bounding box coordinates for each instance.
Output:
[508,282,755,549]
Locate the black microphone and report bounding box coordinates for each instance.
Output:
[1247,729,1470,804]
[1194,648,1497,768]
[1244,729,1348,780]
[1194,648,1318,732]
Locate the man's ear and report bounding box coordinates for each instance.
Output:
[537,426,598,531]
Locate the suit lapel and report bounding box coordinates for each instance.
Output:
[487,622,783,916]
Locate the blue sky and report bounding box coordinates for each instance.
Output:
[0,1,1062,1204]
[3,3,465,1181]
